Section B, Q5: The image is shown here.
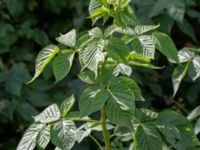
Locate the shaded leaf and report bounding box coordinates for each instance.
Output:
[53,50,74,83]
[106,37,129,62]
[188,56,200,81]
[134,124,163,150]
[79,86,109,116]
[153,31,179,63]
[172,62,190,96]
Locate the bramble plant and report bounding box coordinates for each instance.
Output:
[17,0,200,150]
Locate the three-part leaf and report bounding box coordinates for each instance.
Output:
[27,44,59,83]
[53,50,75,83]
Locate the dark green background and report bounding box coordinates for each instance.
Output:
[0,0,200,149]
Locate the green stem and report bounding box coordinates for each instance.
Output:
[101,107,111,150]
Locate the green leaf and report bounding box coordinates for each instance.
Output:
[109,77,135,110]
[104,25,117,38]
[176,19,196,41]
[116,77,143,101]
[89,0,102,16]
[129,52,151,63]
[113,63,132,76]
[150,0,170,17]
[172,62,190,96]
[79,86,109,117]
[167,0,185,22]
[56,29,76,47]
[153,31,179,63]
[88,27,103,39]
[106,37,129,62]
[194,118,200,135]
[129,60,164,70]
[156,125,181,145]
[134,124,163,150]
[27,44,59,83]
[78,71,96,84]
[131,35,155,59]
[17,123,45,150]
[116,6,140,26]
[60,95,75,117]
[177,48,195,63]
[37,125,50,150]
[187,105,200,121]
[134,24,160,35]
[53,50,74,83]
[106,97,133,126]
[106,77,136,126]
[34,104,61,124]
[51,120,77,149]
[188,56,200,81]
[79,40,105,76]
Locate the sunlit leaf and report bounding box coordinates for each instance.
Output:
[17,123,45,150]
[113,63,132,76]
[131,35,155,59]
[88,27,103,39]
[134,24,160,35]
[37,125,50,150]
[51,120,77,149]
[27,44,59,83]
[56,29,76,47]
[79,40,105,76]
[34,104,61,123]
[60,95,76,117]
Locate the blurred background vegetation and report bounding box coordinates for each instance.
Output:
[0,0,200,149]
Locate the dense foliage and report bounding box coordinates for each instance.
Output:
[0,0,200,150]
